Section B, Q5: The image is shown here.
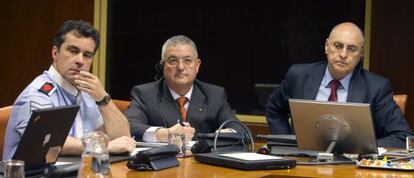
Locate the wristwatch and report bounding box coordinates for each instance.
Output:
[96,93,111,106]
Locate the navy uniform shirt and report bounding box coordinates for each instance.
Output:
[2,65,103,160]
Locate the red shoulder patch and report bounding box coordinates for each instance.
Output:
[39,82,55,96]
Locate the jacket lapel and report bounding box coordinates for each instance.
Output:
[347,69,366,103]
[187,83,207,124]
[157,80,181,127]
[303,63,326,100]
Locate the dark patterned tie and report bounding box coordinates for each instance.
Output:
[176,96,188,122]
[328,80,340,102]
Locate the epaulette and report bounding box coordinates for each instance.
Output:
[38,82,56,96]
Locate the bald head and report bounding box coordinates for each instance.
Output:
[325,22,365,80]
[329,22,364,47]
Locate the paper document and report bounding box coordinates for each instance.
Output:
[131,141,196,156]
[219,152,283,161]
[135,141,168,147]
[130,147,151,157]
[186,141,196,149]
[377,147,388,155]
[135,141,195,148]
[55,161,76,166]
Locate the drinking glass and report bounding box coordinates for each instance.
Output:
[168,132,186,157]
[406,136,414,153]
[4,160,25,178]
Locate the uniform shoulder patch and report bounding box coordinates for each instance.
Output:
[38,82,56,96]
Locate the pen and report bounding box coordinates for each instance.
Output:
[177,119,185,126]
[131,136,138,146]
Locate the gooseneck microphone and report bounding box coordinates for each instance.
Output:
[213,120,255,153]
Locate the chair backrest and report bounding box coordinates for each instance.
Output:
[0,106,12,160]
[393,94,408,115]
[112,99,131,112]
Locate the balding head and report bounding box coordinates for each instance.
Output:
[325,22,365,80]
[329,22,365,47]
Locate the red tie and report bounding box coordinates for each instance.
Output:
[328,80,340,102]
[176,96,188,122]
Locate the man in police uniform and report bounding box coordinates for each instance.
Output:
[3,20,135,160]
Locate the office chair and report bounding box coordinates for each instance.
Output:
[0,105,12,160]
[393,94,408,115]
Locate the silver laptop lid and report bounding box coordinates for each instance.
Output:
[288,99,377,154]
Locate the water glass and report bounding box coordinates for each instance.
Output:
[4,160,25,178]
[78,131,111,177]
[407,136,414,153]
[168,132,186,157]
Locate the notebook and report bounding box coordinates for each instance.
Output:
[195,152,296,170]
[2,105,80,176]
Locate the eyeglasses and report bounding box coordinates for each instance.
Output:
[165,57,196,66]
[328,39,363,54]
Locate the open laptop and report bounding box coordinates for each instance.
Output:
[289,99,378,155]
[2,105,80,176]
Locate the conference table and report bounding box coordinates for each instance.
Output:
[109,156,414,178]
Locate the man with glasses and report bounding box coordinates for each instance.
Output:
[266,22,413,147]
[126,35,239,143]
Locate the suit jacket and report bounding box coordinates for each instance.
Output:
[125,79,239,141]
[266,61,413,147]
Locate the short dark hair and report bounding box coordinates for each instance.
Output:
[53,20,100,54]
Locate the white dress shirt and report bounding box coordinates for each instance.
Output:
[315,67,353,102]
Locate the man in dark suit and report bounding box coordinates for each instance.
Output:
[266,22,413,147]
[126,35,238,142]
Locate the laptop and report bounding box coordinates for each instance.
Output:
[3,105,80,176]
[195,152,296,170]
[289,99,377,155]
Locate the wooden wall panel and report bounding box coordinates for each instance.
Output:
[0,0,94,107]
[370,0,414,130]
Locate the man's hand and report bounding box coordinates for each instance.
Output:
[108,136,136,154]
[181,122,195,142]
[74,71,106,101]
[155,123,195,143]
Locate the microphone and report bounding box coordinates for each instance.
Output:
[213,120,254,153]
[153,63,164,81]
